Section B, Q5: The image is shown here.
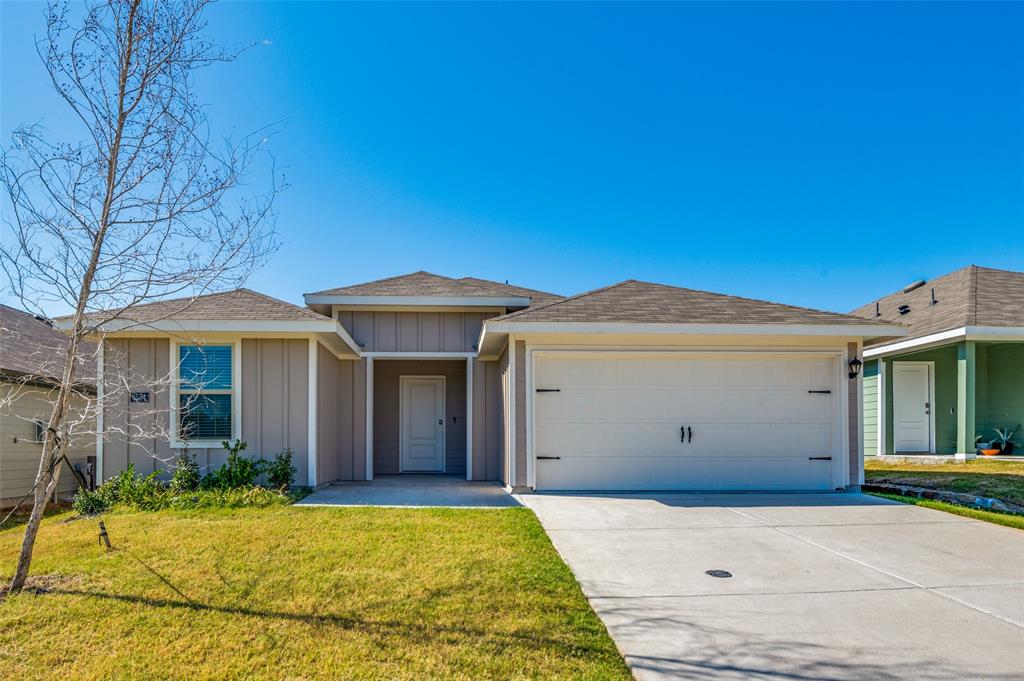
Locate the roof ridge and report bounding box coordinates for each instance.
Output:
[492,280,636,321]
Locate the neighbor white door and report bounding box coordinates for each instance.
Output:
[400,376,446,472]
[893,363,932,452]
[533,353,841,491]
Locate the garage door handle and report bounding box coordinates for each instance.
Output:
[808,456,832,461]
[537,456,561,460]
[808,390,832,394]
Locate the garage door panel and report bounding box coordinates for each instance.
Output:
[534,354,840,491]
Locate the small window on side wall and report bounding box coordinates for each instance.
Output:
[178,344,233,441]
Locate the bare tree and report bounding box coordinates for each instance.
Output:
[1,0,280,592]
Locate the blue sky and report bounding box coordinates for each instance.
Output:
[2,1,1022,315]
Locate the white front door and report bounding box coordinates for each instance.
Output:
[400,376,446,472]
[533,353,841,491]
[893,362,932,452]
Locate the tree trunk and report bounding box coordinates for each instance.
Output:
[9,442,64,591]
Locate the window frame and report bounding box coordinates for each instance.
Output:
[170,338,242,448]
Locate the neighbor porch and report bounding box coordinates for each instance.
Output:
[865,341,1024,458]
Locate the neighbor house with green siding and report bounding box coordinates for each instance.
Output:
[851,266,1024,459]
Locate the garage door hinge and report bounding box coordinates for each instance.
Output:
[807,390,832,394]
[536,388,561,393]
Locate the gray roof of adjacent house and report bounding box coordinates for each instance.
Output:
[492,279,895,327]
[849,265,1024,347]
[0,304,96,388]
[306,271,560,304]
[66,289,329,324]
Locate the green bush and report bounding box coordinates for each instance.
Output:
[72,487,110,515]
[71,441,302,514]
[170,451,200,493]
[265,449,297,490]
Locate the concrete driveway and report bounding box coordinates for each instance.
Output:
[521,492,1024,681]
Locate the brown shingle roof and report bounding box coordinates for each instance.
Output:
[308,271,560,304]
[0,305,96,387]
[494,280,893,326]
[849,265,1024,347]
[69,289,329,325]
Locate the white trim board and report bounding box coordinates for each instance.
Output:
[484,321,904,337]
[864,325,1024,358]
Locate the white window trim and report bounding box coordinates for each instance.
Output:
[169,338,242,449]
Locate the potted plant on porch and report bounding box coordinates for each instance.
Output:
[993,426,1019,456]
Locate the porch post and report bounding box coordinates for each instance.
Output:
[956,341,976,459]
[466,357,473,481]
[365,356,374,480]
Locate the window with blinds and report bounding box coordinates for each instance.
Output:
[178,345,233,441]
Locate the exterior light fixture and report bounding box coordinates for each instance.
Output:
[848,358,863,380]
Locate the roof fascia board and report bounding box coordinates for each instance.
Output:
[483,321,906,337]
[864,325,1024,358]
[54,318,363,357]
[304,294,529,307]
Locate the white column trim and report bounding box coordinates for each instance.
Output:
[878,359,886,456]
[307,339,318,487]
[508,336,516,488]
[365,356,374,481]
[95,341,104,483]
[526,344,535,489]
[466,357,473,481]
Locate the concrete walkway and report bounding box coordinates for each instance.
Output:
[522,492,1024,681]
[297,475,521,508]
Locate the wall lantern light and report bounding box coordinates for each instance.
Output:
[848,358,863,380]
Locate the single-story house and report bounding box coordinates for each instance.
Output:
[65,272,903,492]
[850,265,1024,458]
[0,305,96,508]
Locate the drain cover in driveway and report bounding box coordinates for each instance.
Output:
[705,569,733,578]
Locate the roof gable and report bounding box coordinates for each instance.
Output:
[849,266,1024,345]
[308,271,497,298]
[493,280,888,326]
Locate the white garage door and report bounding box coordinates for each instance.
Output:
[533,353,841,491]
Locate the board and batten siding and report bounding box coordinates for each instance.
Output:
[372,360,466,476]
[240,339,309,485]
[847,342,862,485]
[101,337,311,483]
[514,340,527,488]
[337,311,489,353]
[470,359,504,482]
[0,383,93,506]
[316,343,366,483]
[863,360,879,457]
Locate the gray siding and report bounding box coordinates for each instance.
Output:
[103,338,175,478]
[372,360,466,475]
[240,339,309,485]
[0,382,93,506]
[101,337,311,484]
[863,360,879,457]
[469,359,504,481]
[316,345,365,483]
[338,311,488,353]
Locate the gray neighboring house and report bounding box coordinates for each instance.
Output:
[63,272,902,492]
[0,305,95,507]
[851,265,1024,458]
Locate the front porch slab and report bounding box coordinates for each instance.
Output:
[296,475,521,508]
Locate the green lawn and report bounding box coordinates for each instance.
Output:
[865,459,1024,506]
[0,506,629,680]
[868,492,1024,531]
